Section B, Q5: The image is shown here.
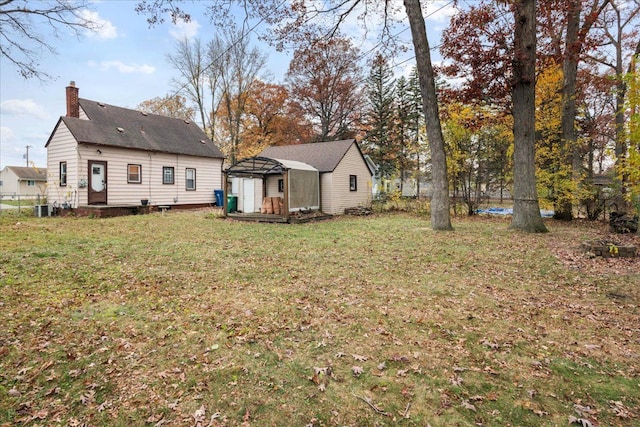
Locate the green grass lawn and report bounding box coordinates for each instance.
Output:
[0,210,638,426]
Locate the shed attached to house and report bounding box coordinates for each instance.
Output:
[259,139,373,215]
[45,82,225,211]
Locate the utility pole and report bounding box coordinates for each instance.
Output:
[24,145,32,166]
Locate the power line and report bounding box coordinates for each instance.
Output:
[158,0,456,131]
[355,0,455,67]
[160,0,289,113]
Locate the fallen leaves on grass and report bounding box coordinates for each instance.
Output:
[461,400,476,412]
[351,366,364,377]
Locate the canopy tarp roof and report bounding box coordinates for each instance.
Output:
[226,156,317,177]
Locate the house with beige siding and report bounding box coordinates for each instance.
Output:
[224,139,373,218]
[45,82,225,214]
[0,166,47,200]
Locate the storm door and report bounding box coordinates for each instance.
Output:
[88,160,107,205]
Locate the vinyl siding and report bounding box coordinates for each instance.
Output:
[46,122,80,207]
[265,175,283,198]
[320,173,333,214]
[325,144,372,215]
[79,106,89,120]
[76,145,223,206]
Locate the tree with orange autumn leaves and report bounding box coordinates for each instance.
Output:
[215,80,314,160]
[285,37,365,142]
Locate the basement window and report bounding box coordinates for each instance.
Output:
[127,164,142,184]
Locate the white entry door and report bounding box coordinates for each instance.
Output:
[243,179,255,213]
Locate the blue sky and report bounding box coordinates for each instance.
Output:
[0,0,456,169]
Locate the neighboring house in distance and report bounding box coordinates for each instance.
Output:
[258,139,374,215]
[0,166,47,199]
[45,82,225,211]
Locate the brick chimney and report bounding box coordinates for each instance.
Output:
[66,81,79,118]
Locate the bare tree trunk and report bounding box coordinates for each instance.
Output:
[511,0,548,233]
[557,0,582,220]
[558,0,611,219]
[404,0,452,231]
[168,38,209,135]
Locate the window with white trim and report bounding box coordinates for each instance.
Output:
[185,168,196,190]
[163,167,175,185]
[59,162,67,187]
[127,164,142,184]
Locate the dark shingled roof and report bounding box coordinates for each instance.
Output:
[46,98,224,159]
[259,139,368,173]
[6,166,47,181]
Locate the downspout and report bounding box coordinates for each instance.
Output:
[283,169,290,222]
[175,154,180,203]
[223,170,228,218]
[220,158,224,207]
[148,152,153,204]
[318,172,323,213]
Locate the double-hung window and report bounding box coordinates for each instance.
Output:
[185,168,196,190]
[127,164,142,184]
[163,167,175,185]
[59,162,67,186]
[349,175,357,191]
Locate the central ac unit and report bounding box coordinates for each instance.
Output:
[34,205,49,217]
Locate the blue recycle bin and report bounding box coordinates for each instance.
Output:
[214,189,224,207]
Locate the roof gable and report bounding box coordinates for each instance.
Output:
[47,98,224,159]
[259,139,365,173]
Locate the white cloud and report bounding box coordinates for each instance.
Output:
[0,126,16,141]
[80,10,118,39]
[170,19,201,40]
[0,99,49,120]
[88,60,156,74]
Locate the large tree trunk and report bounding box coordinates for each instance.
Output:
[511,0,548,233]
[613,38,640,213]
[556,0,582,220]
[404,0,452,231]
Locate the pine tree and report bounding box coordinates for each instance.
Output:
[408,67,426,195]
[394,75,419,193]
[364,54,396,181]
